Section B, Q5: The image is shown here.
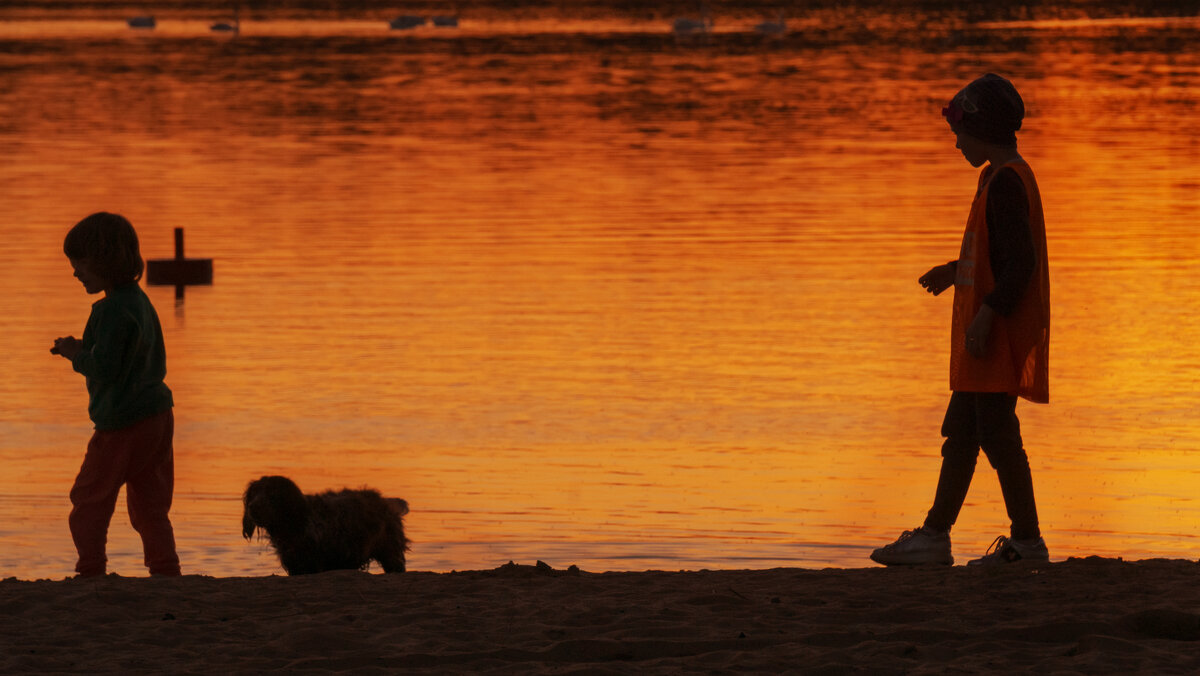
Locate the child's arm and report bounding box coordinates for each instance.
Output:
[965,304,995,358]
[919,262,957,296]
[64,307,139,382]
[983,168,1035,315]
[964,167,1034,359]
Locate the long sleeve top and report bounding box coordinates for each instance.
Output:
[72,283,173,430]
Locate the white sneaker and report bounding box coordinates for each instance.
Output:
[967,535,1050,566]
[870,526,954,566]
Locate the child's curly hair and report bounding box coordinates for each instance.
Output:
[63,212,144,286]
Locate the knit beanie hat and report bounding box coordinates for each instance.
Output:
[942,73,1024,147]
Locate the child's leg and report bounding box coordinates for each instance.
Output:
[924,391,981,533]
[976,393,1041,540]
[124,409,181,576]
[70,430,137,576]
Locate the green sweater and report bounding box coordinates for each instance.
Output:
[72,283,173,430]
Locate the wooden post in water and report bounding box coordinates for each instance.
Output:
[146,228,213,300]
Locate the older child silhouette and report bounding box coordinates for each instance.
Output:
[871,74,1051,567]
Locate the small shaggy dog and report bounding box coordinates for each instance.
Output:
[241,475,410,575]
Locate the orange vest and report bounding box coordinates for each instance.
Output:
[949,160,1050,403]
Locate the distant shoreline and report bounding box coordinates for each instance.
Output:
[0,0,1190,23]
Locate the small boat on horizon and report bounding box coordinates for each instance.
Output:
[672,2,711,36]
[672,16,710,35]
[389,15,426,30]
[211,3,240,34]
[127,16,156,29]
[753,13,787,36]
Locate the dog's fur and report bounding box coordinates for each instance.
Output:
[242,475,410,575]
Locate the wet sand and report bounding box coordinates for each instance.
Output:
[3,557,1200,673]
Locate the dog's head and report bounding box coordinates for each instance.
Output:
[242,475,309,539]
[385,498,410,518]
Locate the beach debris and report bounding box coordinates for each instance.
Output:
[491,560,583,577]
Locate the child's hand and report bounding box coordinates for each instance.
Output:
[918,264,956,296]
[51,336,81,360]
[965,305,996,358]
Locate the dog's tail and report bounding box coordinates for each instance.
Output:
[385,498,409,517]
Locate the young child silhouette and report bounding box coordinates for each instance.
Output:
[52,212,181,577]
[871,74,1051,567]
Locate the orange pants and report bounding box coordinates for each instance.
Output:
[69,408,180,577]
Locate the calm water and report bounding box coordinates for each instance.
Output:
[2,5,1199,578]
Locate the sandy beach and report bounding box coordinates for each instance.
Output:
[2,557,1199,674]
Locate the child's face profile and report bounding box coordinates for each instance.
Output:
[953,130,989,168]
[69,257,107,295]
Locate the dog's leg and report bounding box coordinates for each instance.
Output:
[373,529,407,573]
[374,545,406,573]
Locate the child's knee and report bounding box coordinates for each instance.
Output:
[980,438,1029,472]
[940,436,980,462]
[128,507,172,534]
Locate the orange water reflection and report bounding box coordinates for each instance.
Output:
[1,12,1199,579]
